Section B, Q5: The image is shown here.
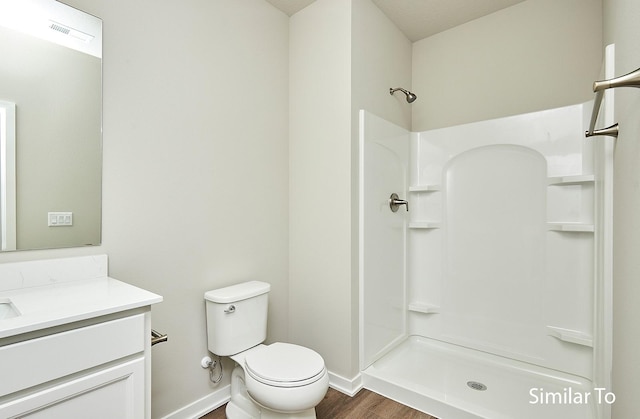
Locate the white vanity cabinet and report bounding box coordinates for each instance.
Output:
[0,310,151,418]
[0,255,163,419]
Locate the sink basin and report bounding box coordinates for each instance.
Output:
[0,299,20,320]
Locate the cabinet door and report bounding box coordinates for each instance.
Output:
[0,357,145,419]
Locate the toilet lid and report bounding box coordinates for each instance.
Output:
[245,342,326,387]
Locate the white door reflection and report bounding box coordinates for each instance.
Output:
[0,100,16,251]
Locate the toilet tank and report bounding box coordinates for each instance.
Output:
[204,281,270,356]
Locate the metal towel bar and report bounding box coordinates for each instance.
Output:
[586,66,640,138]
[151,329,168,346]
[585,123,619,138]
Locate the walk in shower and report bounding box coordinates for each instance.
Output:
[358,94,614,418]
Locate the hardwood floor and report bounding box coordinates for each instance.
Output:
[200,388,437,419]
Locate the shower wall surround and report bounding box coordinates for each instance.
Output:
[409,103,594,378]
[359,100,613,419]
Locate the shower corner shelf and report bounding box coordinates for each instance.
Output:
[547,174,595,185]
[547,223,594,233]
[409,184,441,192]
[408,302,440,314]
[409,221,441,229]
[547,326,593,347]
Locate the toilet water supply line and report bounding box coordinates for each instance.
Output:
[201,355,223,383]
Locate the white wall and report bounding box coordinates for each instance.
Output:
[0,0,290,417]
[99,2,289,416]
[412,0,603,131]
[289,0,411,385]
[289,0,354,380]
[352,0,412,132]
[603,1,640,417]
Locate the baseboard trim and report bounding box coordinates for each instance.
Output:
[328,370,363,397]
[159,384,230,419]
[160,371,362,418]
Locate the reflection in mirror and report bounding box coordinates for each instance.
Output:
[0,100,16,250]
[0,0,102,251]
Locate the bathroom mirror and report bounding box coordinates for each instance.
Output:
[0,0,102,251]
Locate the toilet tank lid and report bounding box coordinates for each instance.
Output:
[205,281,271,303]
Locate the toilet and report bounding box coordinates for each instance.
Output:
[205,281,329,418]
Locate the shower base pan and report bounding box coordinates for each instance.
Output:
[361,336,597,419]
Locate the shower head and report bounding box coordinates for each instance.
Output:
[390,87,417,103]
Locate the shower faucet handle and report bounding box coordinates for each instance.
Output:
[389,193,409,212]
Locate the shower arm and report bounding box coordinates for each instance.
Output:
[390,87,410,95]
[586,66,640,137]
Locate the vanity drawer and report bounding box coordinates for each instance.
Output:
[0,313,145,397]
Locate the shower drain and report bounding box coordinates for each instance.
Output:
[467,381,487,391]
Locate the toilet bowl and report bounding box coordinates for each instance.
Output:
[228,343,329,418]
[205,281,329,418]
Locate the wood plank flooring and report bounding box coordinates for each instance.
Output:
[200,388,437,419]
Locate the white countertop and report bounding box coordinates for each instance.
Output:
[0,276,162,339]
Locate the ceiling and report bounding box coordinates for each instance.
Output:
[264,0,526,42]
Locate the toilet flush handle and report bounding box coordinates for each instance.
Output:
[224,305,236,314]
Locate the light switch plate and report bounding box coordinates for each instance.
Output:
[48,212,73,227]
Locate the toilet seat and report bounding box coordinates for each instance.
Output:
[245,342,326,388]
